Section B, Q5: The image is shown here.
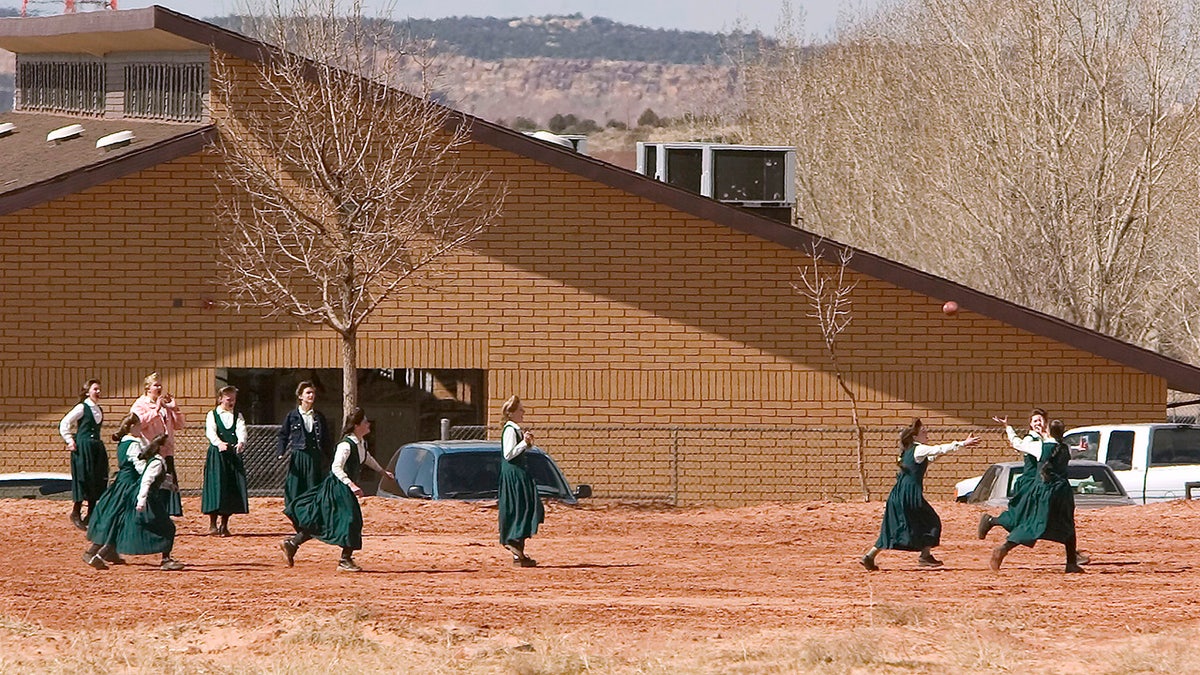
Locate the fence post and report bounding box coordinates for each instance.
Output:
[440,418,450,441]
[671,427,680,507]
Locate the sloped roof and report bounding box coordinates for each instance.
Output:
[1,6,1199,393]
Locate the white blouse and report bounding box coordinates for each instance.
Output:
[59,399,103,443]
[913,441,965,463]
[205,408,248,447]
[331,434,385,486]
[502,422,530,461]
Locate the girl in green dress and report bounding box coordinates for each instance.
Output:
[278,381,332,530]
[82,413,146,569]
[280,408,394,572]
[862,418,979,571]
[116,433,185,571]
[59,379,108,531]
[978,409,1047,539]
[498,395,544,567]
[989,419,1083,573]
[201,386,249,537]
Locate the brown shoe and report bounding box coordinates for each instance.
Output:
[989,544,1008,571]
[70,512,86,532]
[517,557,538,568]
[976,514,995,540]
[917,553,944,568]
[207,526,220,536]
[218,526,232,537]
[161,559,185,571]
[337,558,362,572]
[280,539,297,568]
[82,552,108,570]
[860,554,878,571]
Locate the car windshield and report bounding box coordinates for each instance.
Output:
[437,452,567,498]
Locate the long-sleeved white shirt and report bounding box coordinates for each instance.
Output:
[331,434,385,486]
[913,441,964,463]
[1005,425,1044,458]
[136,456,166,509]
[501,422,529,461]
[59,399,103,443]
[120,434,148,466]
[205,407,247,449]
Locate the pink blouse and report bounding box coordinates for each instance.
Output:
[130,395,186,457]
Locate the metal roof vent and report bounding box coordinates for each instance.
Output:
[46,124,84,144]
[0,122,14,138]
[96,130,135,151]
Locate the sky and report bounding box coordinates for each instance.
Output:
[8,0,864,38]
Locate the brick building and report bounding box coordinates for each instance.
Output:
[2,7,1198,504]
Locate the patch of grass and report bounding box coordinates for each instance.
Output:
[871,602,927,626]
[1103,630,1200,674]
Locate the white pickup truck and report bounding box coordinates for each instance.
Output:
[1064,424,1200,503]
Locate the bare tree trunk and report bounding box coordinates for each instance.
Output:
[835,373,869,501]
[341,326,357,420]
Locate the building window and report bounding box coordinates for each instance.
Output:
[16,60,105,115]
[124,63,205,122]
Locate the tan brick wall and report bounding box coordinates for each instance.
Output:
[0,54,1166,503]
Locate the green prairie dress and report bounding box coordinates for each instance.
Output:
[874,444,940,551]
[85,436,141,547]
[995,443,1038,531]
[69,401,109,504]
[498,421,544,545]
[117,456,175,555]
[200,408,249,516]
[289,436,364,551]
[283,417,327,529]
[1006,441,1077,547]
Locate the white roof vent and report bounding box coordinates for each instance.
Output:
[0,122,14,138]
[96,130,135,151]
[47,124,84,144]
[525,130,575,149]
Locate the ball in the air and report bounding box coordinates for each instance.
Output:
[942,301,959,316]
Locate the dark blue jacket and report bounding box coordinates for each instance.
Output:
[276,408,332,460]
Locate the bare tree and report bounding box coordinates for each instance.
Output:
[794,241,869,501]
[734,0,1200,358]
[211,0,505,413]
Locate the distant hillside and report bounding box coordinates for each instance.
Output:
[393,15,769,64]
[211,13,770,65]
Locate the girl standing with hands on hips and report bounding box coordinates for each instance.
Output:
[60,379,108,531]
[862,418,979,571]
[498,395,544,567]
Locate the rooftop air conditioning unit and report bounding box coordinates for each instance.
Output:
[635,143,796,219]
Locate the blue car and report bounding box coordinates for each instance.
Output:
[377,440,592,504]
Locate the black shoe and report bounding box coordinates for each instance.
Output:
[82,551,108,570]
[161,559,185,571]
[1065,563,1085,574]
[517,557,538,568]
[218,525,232,537]
[976,514,995,540]
[337,558,362,572]
[207,526,220,536]
[860,554,878,571]
[280,539,297,568]
[99,549,126,565]
[70,512,86,531]
[503,543,523,561]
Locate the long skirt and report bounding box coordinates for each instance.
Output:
[200,447,249,515]
[874,474,940,551]
[116,489,176,556]
[86,462,138,546]
[71,437,109,503]
[498,459,544,544]
[1007,479,1076,546]
[290,475,363,551]
[283,447,326,528]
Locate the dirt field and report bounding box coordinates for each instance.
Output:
[2,496,1200,673]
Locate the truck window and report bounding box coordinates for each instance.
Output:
[1065,432,1099,460]
[1107,431,1134,471]
[1149,426,1200,466]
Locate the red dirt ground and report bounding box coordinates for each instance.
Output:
[4,496,1200,665]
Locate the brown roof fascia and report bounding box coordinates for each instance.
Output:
[9,7,1198,394]
[0,126,217,216]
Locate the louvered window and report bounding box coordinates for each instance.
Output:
[124,63,205,122]
[16,61,105,115]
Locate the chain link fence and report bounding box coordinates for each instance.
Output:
[445,423,1024,505]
